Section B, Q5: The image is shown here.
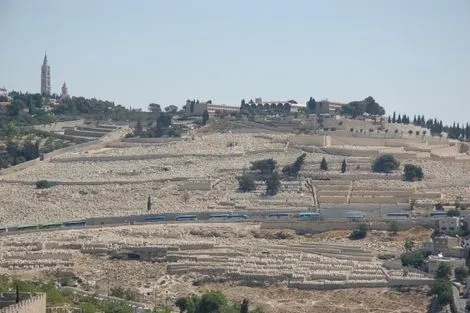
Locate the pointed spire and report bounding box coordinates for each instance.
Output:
[43,51,48,64]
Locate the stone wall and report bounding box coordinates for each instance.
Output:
[0,293,46,313]
[63,129,106,138]
[0,158,40,176]
[261,219,436,233]
[180,179,217,191]
[284,135,328,146]
[122,137,183,144]
[21,119,85,132]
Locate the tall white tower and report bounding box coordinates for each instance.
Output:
[41,53,51,96]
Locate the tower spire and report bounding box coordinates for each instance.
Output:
[41,51,51,96]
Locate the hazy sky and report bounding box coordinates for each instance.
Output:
[1,0,469,124]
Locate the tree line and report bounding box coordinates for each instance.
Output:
[237,155,350,196]
[175,291,264,313]
[389,111,470,140]
[240,99,292,115]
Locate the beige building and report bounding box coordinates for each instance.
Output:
[430,236,466,258]
[0,293,46,313]
[314,100,345,115]
[426,255,466,278]
[438,216,460,235]
[185,100,239,117]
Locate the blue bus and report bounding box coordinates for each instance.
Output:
[63,220,87,228]
[208,214,229,221]
[386,212,410,219]
[228,214,248,221]
[298,212,322,221]
[345,211,365,221]
[145,216,167,222]
[175,215,198,222]
[267,213,289,219]
[430,211,447,217]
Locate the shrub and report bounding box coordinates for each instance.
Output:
[404,240,414,251]
[349,223,368,240]
[372,154,400,173]
[265,172,281,196]
[400,250,430,268]
[388,221,399,235]
[455,267,469,283]
[446,208,460,217]
[36,180,56,189]
[237,174,256,193]
[403,164,424,181]
[435,202,444,211]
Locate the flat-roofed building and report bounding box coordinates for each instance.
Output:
[185,100,239,117]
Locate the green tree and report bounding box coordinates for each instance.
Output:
[372,155,400,173]
[202,110,209,126]
[400,250,430,268]
[135,119,143,135]
[341,159,347,173]
[237,174,256,192]
[306,97,316,114]
[282,153,306,177]
[404,240,414,251]
[250,158,277,176]
[320,157,328,171]
[148,103,162,113]
[164,105,178,114]
[432,279,453,306]
[435,262,452,280]
[196,291,228,313]
[349,223,368,240]
[388,221,399,235]
[446,208,460,217]
[265,172,281,196]
[157,112,172,129]
[5,121,18,138]
[147,196,152,212]
[455,267,469,283]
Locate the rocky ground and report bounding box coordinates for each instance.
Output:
[4,223,433,313]
[0,132,469,226]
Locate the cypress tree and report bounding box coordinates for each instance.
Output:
[147,196,151,212]
[240,299,249,313]
[392,112,396,123]
[320,157,328,171]
[341,159,347,173]
[397,114,402,123]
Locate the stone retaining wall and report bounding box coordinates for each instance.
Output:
[0,293,46,313]
[122,137,184,144]
[64,129,106,138]
[261,219,436,233]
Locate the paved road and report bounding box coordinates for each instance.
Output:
[1,203,414,234]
